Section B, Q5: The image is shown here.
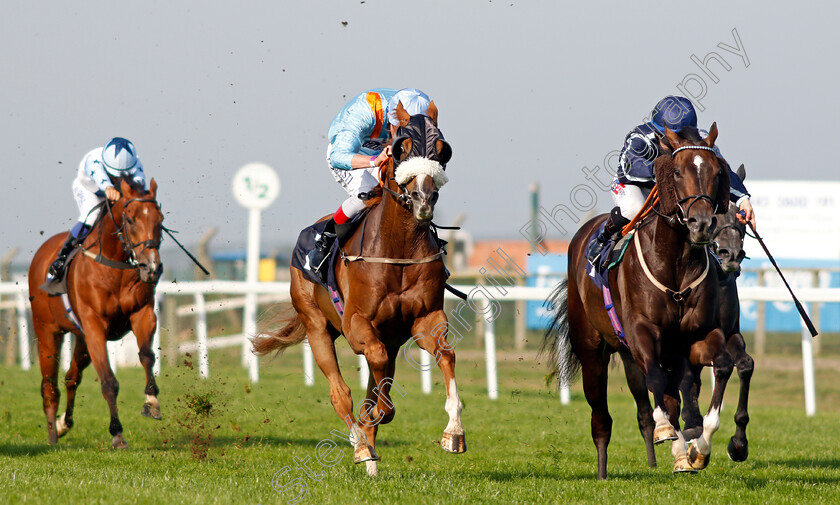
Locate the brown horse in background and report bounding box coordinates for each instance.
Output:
[253,104,461,477]
[680,177,753,462]
[29,178,164,448]
[543,125,735,479]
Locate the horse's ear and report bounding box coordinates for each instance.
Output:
[395,101,411,127]
[736,164,746,182]
[715,157,731,214]
[435,139,452,167]
[704,122,718,147]
[392,137,413,162]
[425,100,439,125]
[149,178,158,197]
[663,127,681,152]
[119,177,131,197]
[653,155,677,215]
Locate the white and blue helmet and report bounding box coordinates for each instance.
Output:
[387,88,431,126]
[101,137,139,177]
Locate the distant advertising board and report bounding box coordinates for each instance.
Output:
[526,254,567,330]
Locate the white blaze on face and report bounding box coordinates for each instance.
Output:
[693,155,704,170]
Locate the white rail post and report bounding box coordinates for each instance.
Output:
[485,316,498,400]
[421,350,433,394]
[801,304,817,416]
[359,354,369,388]
[153,292,161,376]
[16,291,30,371]
[302,339,314,386]
[108,341,118,374]
[195,292,209,378]
[61,334,72,372]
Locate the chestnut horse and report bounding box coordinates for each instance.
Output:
[253,104,460,477]
[543,125,735,479]
[29,178,164,448]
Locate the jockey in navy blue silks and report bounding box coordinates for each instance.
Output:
[586,96,757,263]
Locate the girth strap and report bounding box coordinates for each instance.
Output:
[633,234,709,304]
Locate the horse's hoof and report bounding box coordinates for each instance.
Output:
[687,441,710,470]
[141,402,162,420]
[48,430,58,445]
[727,436,748,462]
[653,424,678,444]
[111,434,129,449]
[673,451,698,474]
[365,460,379,477]
[353,445,379,464]
[440,432,467,453]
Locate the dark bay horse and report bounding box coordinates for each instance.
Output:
[29,178,164,448]
[543,125,735,479]
[253,103,459,477]
[680,180,753,462]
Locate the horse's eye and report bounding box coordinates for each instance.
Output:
[125,216,134,224]
[411,191,420,199]
[673,168,681,176]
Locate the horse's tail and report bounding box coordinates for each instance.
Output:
[539,279,580,389]
[251,305,307,357]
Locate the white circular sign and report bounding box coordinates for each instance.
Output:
[232,162,281,210]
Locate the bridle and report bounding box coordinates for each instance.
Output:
[379,159,413,210]
[102,197,162,269]
[655,145,721,226]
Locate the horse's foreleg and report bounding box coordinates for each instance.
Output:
[36,330,62,445]
[630,323,676,446]
[686,329,733,470]
[306,314,376,469]
[82,319,127,449]
[58,335,91,437]
[679,360,703,441]
[727,332,753,462]
[411,311,466,455]
[619,349,656,467]
[130,307,161,420]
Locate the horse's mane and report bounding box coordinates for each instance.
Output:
[653,154,677,215]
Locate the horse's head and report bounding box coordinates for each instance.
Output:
[385,101,452,223]
[654,123,730,245]
[112,178,164,284]
[712,165,747,274]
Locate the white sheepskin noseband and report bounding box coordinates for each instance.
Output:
[394,157,448,189]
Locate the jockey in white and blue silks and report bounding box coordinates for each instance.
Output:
[308,88,434,279]
[587,96,757,263]
[48,137,146,278]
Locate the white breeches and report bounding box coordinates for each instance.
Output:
[611,180,652,220]
[72,178,105,226]
[327,143,380,219]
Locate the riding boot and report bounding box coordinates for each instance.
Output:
[48,235,79,278]
[586,207,631,264]
[307,219,337,283]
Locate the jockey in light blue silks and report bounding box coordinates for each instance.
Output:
[586,96,757,263]
[48,137,146,278]
[307,88,434,280]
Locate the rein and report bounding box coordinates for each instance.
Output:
[342,157,445,266]
[82,197,161,271]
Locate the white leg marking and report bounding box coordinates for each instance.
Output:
[671,430,688,459]
[653,406,670,427]
[56,412,68,436]
[694,406,721,455]
[366,460,379,477]
[443,379,464,435]
[145,394,160,409]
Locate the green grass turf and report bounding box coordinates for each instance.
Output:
[1,344,839,505]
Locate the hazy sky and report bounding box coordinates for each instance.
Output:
[2,1,837,265]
